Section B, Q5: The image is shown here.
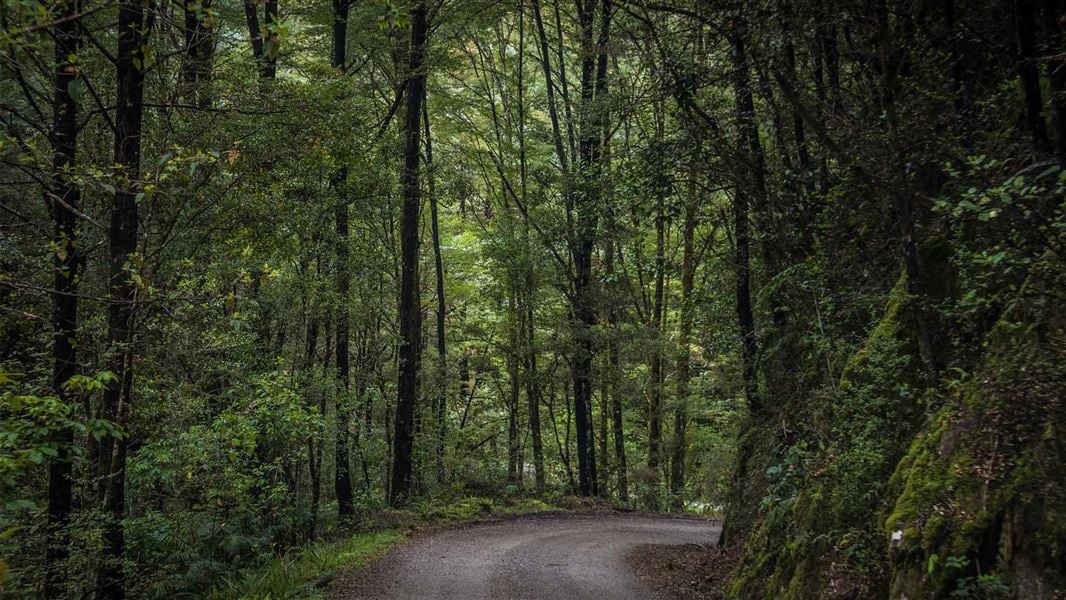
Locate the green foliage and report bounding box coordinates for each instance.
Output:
[0,368,122,590]
[211,530,401,600]
[0,369,120,487]
[122,373,321,597]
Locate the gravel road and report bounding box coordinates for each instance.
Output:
[334,512,721,600]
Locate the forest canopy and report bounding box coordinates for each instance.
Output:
[1,0,1064,598]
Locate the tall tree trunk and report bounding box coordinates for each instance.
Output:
[604,227,628,501]
[331,0,355,518]
[670,159,698,511]
[525,294,545,492]
[721,18,762,547]
[182,0,214,106]
[1016,0,1051,152]
[390,0,428,507]
[45,2,81,595]
[780,1,813,192]
[1043,0,1066,159]
[598,358,609,492]
[517,2,545,493]
[874,0,939,380]
[263,0,278,78]
[508,289,522,483]
[646,117,666,508]
[531,0,571,176]
[601,97,627,504]
[572,17,596,496]
[334,189,355,516]
[304,313,321,539]
[244,0,278,79]
[569,0,611,498]
[424,95,448,486]
[729,18,763,416]
[99,3,151,598]
[244,0,265,75]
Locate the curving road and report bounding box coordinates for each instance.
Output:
[334,512,721,600]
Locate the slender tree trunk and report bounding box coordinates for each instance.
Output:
[757,68,794,178]
[598,359,609,492]
[457,353,470,431]
[610,328,627,501]
[780,1,813,193]
[812,28,831,194]
[264,1,278,77]
[729,18,762,416]
[424,96,448,486]
[1043,0,1066,159]
[524,297,545,493]
[244,0,265,76]
[554,1,579,163]
[390,0,428,507]
[1016,0,1051,152]
[244,0,278,79]
[601,98,627,504]
[603,216,627,501]
[45,2,81,595]
[646,122,666,508]
[331,0,355,518]
[304,313,321,538]
[820,22,843,117]
[516,3,545,493]
[670,159,698,511]
[554,376,577,492]
[508,289,522,483]
[182,0,214,106]
[365,320,379,433]
[531,0,571,177]
[334,190,355,516]
[99,4,151,598]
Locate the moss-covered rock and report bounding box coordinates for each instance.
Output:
[729,271,929,599]
[884,256,1066,599]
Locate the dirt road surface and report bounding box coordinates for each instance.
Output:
[334,512,721,600]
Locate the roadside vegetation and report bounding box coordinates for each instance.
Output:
[215,495,554,600]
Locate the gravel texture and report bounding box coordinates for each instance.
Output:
[332,512,722,600]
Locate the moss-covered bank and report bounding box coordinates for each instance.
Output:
[885,257,1065,599]
[726,254,1065,599]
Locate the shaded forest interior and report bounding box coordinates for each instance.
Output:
[1,0,1065,598]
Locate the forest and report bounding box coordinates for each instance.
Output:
[1,0,1064,598]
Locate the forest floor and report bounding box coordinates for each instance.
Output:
[627,543,740,599]
[329,512,722,600]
